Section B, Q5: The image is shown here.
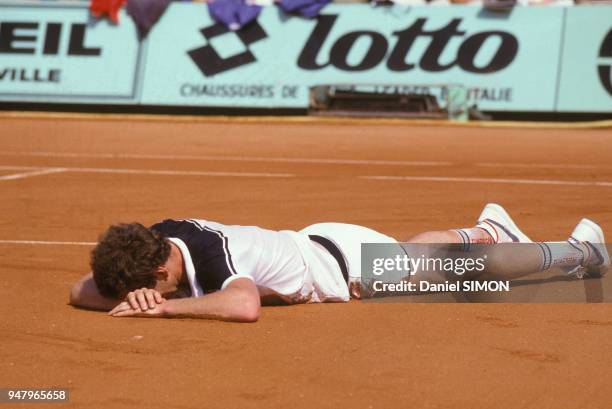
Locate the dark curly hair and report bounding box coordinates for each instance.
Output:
[91,223,171,298]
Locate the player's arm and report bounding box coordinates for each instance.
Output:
[69,273,120,311]
[109,277,260,322]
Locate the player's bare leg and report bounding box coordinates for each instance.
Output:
[406,228,491,245]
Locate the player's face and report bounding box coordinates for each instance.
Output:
[154,280,191,299]
[153,277,176,295]
[152,265,189,298]
[151,243,189,298]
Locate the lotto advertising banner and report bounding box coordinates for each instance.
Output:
[141,4,565,111]
[0,3,142,103]
[1,3,611,112]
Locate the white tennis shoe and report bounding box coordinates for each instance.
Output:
[476,203,532,243]
[565,218,610,279]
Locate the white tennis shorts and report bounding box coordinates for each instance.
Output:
[293,223,398,303]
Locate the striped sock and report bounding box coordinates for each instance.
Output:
[454,227,495,251]
[477,219,519,244]
[536,241,587,271]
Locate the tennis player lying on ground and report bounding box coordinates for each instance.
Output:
[69,204,609,322]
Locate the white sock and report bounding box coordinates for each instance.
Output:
[476,219,518,244]
[454,227,494,251]
[536,240,597,271]
[568,238,603,267]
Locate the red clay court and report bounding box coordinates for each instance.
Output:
[1,114,611,408]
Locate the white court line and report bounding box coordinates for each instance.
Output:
[0,164,610,187]
[361,175,612,188]
[65,167,294,178]
[0,240,95,246]
[474,162,602,170]
[0,150,452,167]
[0,168,66,181]
[0,165,294,179]
[0,150,607,170]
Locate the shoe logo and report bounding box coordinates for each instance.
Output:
[598,29,612,96]
[188,22,268,77]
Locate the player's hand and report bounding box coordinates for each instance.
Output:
[125,288,165,311]
[108,301,166,318]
